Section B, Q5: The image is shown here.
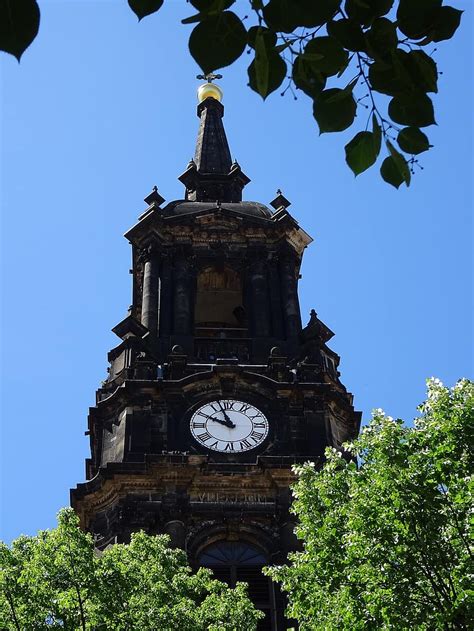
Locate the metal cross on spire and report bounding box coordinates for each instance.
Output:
[196,73,223,83]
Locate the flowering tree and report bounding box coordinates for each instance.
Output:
[267,379,473,630]
[0,510,262,630]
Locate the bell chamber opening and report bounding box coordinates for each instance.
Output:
[198,541,274,630]
[194,266,250,362]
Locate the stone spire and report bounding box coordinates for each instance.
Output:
[194,97,232,175]
[178,81,250,203]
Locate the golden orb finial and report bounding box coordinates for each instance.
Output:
[196,73,223,103]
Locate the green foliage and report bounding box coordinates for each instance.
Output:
[189,10,247,74]
[345,115,381,176]
[0,1,463,188]
[266,378,474,630]
[0,510,261,630]
[313,87,357,133]
[128,0,164,21]
[0,0,40,61]
[397,127,431,155]
[247,26,287,98]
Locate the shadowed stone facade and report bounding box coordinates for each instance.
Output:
[71,90,360,630]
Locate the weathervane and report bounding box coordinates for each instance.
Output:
[196,73,223,83]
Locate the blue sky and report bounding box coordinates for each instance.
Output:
[1,1,472,543]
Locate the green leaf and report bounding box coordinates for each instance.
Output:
[190,0,235,11]
[248,52,286,99]
[128,0,164,21]
[369,49,437,97]
[0,0,40,61]
[365,18,398,58]
[296,0,342,28]
[182,12,205,25]
[254,29,269,97]
[345,0,394,26]
[387,139,411,186]
[380,156,405,188]
[263,0,341,31]
[313,88,357,133]
[247,25,277,49]
[247,26,287,98]
[397,0,441,39]
[405,50,438,93]
[389,92,435,127]
[302,37,349,77]
[397,127,430,154]
[189,11,247,73]
[292,55,326,98]
[368,63,397,96]
[262,0,300,33]
[372,114,382,155]
[345,131,381,175]
[432,6,463,43]
[368,50,410,96]
[327,19,366,52]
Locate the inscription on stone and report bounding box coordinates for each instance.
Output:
[191,492,273,504]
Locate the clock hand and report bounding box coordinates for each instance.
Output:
[216,418,235,428]
[199,412,235,428]
[217,401,236,428]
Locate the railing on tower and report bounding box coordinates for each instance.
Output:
[194,326,251,362]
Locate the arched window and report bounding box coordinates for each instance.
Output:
[200,541,266,566]
[199,541,273,630]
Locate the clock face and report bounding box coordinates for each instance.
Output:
[190,399,269,453]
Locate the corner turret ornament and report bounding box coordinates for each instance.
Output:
[197,73,224,103]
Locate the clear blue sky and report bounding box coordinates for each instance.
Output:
[1,2,472,543]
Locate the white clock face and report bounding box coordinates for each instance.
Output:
[190,399,269,453]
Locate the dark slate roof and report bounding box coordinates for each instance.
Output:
[194,99,232,174]
[162,200,273,219]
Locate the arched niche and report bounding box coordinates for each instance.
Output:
[195,266,245,330]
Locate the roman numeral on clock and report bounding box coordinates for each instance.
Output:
[224,442,235,451]
[239,439,252,449]
[196,431,212,443]
[237,402,251,413]
[250,430,264,443]
[192,422,206,428]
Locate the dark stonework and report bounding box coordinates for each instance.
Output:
[71,94,361,630]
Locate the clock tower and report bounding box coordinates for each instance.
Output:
[71,81,361,630]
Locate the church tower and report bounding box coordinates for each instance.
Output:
[71,81,361,630]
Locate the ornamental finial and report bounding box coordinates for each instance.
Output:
[196,73,223,103]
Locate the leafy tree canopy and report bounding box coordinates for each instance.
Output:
[266,378,474,630]
[0,0,463,188]
[0,509,262,630]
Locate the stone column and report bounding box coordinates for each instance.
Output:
[141,249,159,334]
[159,255,172,337]
[279,256,301,340]
[173,256,194,335]
[249,258,271,337]
[268,258,284,339]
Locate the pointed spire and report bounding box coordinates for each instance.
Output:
[194,97,232,174]
[179,80,250,203]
